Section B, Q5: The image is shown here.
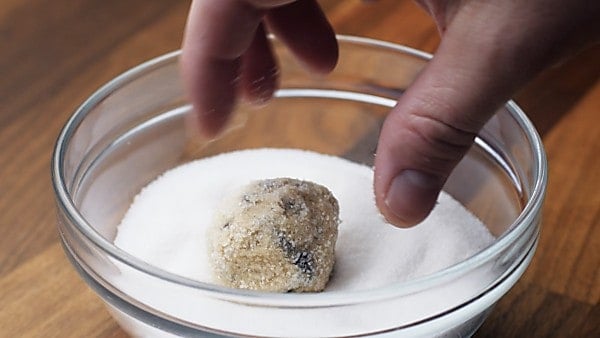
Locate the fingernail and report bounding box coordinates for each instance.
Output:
[385,170,443,226]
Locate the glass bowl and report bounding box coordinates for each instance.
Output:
[52,35,546,337]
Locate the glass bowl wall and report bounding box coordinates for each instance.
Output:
[52,36,546,337]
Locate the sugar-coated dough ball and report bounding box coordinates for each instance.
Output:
[208,178,339,292]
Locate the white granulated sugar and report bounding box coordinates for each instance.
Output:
[114,148,495,291]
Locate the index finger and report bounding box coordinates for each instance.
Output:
[181,0,265,136]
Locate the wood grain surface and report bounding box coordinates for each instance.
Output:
[0,0,598,337]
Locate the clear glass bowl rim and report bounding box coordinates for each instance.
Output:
[51,35,548,307]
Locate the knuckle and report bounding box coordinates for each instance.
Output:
[403,110,477,170]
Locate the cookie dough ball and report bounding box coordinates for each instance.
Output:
[208,178,339,292]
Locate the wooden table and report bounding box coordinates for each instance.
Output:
[1,1,598,337]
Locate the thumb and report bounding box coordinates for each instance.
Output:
[374,3,549,227]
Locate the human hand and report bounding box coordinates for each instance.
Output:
[181,0,337,136]
[374,0,599,226]
[181,0,599,227]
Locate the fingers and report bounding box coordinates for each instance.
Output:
[181,0,338,138]
[182,0,264,137]
[241,23,278,104]
[266,0,338,73]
